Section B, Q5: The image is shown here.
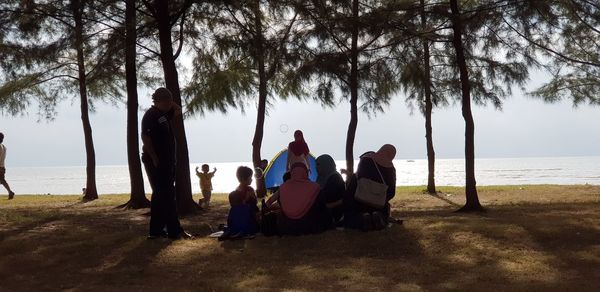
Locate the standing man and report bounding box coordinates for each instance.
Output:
[0,132,15,200]
[141,88,192,240]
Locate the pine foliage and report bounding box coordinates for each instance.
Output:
[0,0,126,118]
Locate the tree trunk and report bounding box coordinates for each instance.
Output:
[421,0,436,194]
[155,0,197,214]
[73,0,98,201]
[251,0,267,198]
[449,0,483,212]
[346,0,360,175]
[122,0,149,209]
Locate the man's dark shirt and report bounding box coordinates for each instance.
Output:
[141,106,176,168]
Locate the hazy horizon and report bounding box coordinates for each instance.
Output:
[1,85,599,168]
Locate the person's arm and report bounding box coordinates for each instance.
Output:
[211,167,217,175]
[0,145,6,165]
[387,168,396,201]
[323,175,344,208]
[141,133,158,167]
[304,155,311,172]
[326,199,343,209]
[286,145,292,170]
[266,190,280,207]
[167,102,182,130]
[245,188,258,206]
[195,166,201,176]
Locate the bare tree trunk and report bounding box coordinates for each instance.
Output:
[449,0,483,212]
[421,0,436,194]
[155,0,197,214]
[73,0,98,201]
[122,0,149,209]
[346,0,360,175]
[251,0,267,198]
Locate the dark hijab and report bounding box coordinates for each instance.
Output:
[316,154,338,188]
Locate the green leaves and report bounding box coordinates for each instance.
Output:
[185,53,255,114]
[0,0,126,118]
[184,0,304,115]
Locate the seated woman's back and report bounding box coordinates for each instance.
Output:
[279,166,320,219]
[277,165,331,235]
[356,153,396,201]
[316,154,345,222]
[343,144,397,230]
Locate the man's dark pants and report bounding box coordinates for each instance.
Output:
[143,160,183,236]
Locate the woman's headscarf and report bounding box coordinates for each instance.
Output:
[288,130,309,156]
[279,165,320,219]
[316,154,338,188]
[363,144,396,168]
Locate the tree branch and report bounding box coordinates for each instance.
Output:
[173,10,186,60]
[503,17,600,68]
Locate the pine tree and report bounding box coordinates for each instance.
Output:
[503,0,599,105]
[445,0,532,211]
[184,0,303,198]
[392,0,451,194]
[140,0,198,214]
[0,0,127,201]
[294,0,402,174]
[122,0,150,208]
[394,0,533,211]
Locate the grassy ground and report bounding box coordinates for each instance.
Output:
[0,185,599,291]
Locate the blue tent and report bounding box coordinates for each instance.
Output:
[264,149,317,189]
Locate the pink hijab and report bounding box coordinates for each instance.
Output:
[363,144,396,168]
[279,165,320,219]
[288,130,309,156]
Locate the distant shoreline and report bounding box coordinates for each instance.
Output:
[6,156,600,195]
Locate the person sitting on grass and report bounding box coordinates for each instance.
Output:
[276,163,331,235]
[196,164,217,208]
[344,144,397,231]
[316,154,345,226]
[220,166,259,240]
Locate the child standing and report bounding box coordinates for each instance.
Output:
[220,166,259,240]
[196,164,217,208]
[286,130,311,172]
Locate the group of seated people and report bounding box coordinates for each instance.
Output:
[220,143,397,239]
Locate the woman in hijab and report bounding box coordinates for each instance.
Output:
[277,163,331,235]
[344,144,397,231]
[286,130,311,172]
[316,154,345,225]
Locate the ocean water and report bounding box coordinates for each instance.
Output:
[4,156,599,195]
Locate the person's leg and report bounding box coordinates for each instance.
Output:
[342,175,363,229]
[203,190,211,207]
[144,162,166,236]
[0,168,14,199]
[163,169,183,237]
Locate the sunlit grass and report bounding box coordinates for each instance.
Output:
[0,185,598,290]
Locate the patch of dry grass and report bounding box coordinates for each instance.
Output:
[0,185,599,291]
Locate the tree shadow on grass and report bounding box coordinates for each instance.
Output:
[393,201,600,291]
[428,192,462,207]
[0,208,173,291]
[1,200,598,291]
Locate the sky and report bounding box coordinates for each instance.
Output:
[1,75,599,167]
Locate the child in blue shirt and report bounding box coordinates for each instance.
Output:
[220,166,259,240]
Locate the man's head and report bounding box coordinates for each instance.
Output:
[236,166,253,186]
[201,164,209,172]
[152,87,174,112]
[0,132,4,144]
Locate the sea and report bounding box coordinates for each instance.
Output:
[5,156,600,195]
